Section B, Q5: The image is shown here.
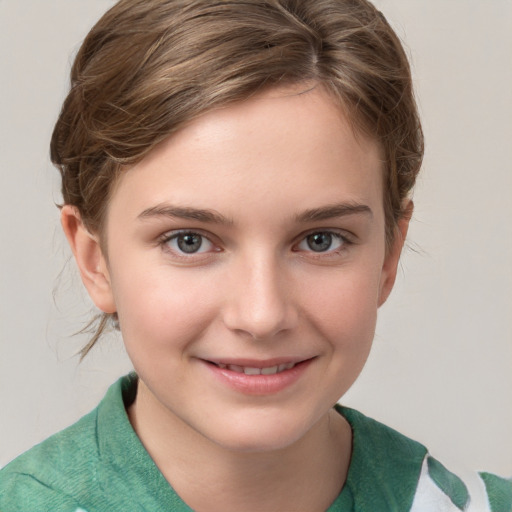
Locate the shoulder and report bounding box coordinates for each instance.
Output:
[410,456,512,512]
[336,406,512,511]
[336,406,428,510]
[0,408,99,511]
[0,374,138,512]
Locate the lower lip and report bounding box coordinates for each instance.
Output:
[204,359,314,395]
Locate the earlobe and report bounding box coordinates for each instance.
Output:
[378,200,413,307]
[60,205,116,314]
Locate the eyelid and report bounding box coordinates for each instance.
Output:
[294,228,355,245]
[159,227,217,243]
[292,228,356,255]
[158,229,222,259]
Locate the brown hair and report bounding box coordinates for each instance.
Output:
[51,0,423,356]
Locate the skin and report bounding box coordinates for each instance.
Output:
[62,85,410,512]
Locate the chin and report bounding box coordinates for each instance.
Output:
[215,429,305,454]
[200,409,321,454]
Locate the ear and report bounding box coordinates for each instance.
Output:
[377,200,413,307]
[60,205,116,314]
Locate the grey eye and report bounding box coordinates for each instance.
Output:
[296,231,345,254]
[162,231,216,257]
[306,232,334,252]
[176,233,203,253]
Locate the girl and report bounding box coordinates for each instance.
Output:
[1,0,510,510]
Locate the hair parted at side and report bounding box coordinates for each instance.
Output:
[51,0,424,357]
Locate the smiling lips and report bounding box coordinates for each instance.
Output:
[205,358,314,395]
[213,362,296,375]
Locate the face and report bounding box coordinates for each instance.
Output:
[70,85,406,452]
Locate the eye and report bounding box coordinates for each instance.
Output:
[163,231,215,255]
[296,231,346,253]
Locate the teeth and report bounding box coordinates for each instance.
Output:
[243,367,261,375]
[218,362,296,374]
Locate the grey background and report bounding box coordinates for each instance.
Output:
[1,0,511,475]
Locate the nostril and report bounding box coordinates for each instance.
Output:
[221,264,298,339]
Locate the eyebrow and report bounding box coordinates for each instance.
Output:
[138,204,233,225]
[295,203,373,223]
[138,202,372,225]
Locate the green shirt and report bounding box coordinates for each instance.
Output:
[1,374,510,511]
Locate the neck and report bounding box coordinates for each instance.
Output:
[128,380,352,512]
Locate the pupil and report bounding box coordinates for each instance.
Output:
[307,233,332,252]
[177,234,202,253]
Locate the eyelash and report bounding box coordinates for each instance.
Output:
[294,230,353,257]
[159,230,219,260]
[158,229,354,260]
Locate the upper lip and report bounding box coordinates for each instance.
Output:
[201,356,315,368]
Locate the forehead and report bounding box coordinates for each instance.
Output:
[107,85,384,226]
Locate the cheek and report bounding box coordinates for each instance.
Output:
[110,261,219,353]
[301,265,382,335]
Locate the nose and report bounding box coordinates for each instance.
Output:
[222,253,298,340]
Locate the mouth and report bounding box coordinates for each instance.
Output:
[211,362,297,375]
[203,357,315,395]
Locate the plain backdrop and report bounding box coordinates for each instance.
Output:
[1,0,511,475]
